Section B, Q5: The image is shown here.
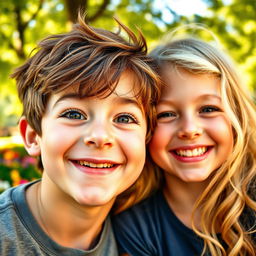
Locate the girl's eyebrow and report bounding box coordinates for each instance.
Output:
[198,94,221,100]
[159,94,221,105]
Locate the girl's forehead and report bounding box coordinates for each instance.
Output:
[160,66,221,101]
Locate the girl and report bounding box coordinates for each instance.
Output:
[113,36,256,255]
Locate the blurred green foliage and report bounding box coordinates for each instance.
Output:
[0,0,256,130]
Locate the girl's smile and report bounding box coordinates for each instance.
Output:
[170,145,213,163]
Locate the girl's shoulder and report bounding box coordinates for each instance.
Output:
[117,190,165,216]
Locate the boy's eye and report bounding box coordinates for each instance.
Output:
[200,106,220,113]
[60,110,86,120]
[157,112,176,119]
[114,114,137,124]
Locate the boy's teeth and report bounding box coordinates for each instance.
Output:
[175,147,207,157]
[78,161,114,168]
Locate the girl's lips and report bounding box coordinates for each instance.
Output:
[170,146,213,163]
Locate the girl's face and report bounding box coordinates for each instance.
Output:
[149,66,233,184]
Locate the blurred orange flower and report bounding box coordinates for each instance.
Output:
[3,150,19,161]
[10,169,21,186]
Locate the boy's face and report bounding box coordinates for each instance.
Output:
[34,71,147,207]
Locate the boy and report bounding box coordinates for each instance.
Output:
[0,13,160,255]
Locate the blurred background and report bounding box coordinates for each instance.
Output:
[0,0,256,191]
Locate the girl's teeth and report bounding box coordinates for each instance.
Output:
[78,161,114,168]
[176,147,207,157]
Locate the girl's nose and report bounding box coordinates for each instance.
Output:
[177,116,203,140]
[83,124,114,149]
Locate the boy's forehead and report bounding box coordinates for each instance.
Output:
[50,91,139,106]
[53,70,141,100]
[113,71,140,96]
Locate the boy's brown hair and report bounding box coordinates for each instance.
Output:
[11,13,162,212]
[12,14,160,138]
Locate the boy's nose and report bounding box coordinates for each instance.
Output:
[83,124,114,149]
[177,116,203,140]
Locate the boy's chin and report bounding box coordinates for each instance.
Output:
[74,188,117,207]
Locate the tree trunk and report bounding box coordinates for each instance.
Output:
[64,0,88,23]
[64,0,111,23]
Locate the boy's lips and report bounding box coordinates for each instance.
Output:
[77,160,115,168]
[169,145,213,162]
[70,158,121,175]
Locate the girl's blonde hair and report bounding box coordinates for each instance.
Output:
[150,37,256,255]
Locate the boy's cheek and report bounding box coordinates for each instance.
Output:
[40,125,74,153]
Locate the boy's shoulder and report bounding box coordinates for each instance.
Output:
[0,183,28,215]
[0,183,118,255]
[0,183,31,231]
[0,181,35,212]
[0,184,32,254]
[0,186,14,210]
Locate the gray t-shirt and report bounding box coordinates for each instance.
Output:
[0,181,118,256]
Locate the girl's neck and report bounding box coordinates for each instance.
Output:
[26,180,114,250]
[163,173,209,229]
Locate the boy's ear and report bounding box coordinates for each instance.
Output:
[19,116,41,156]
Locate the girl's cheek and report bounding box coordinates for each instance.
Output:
[150,125,169,149]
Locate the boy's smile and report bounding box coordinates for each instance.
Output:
[71,158,120,175]
[35,70,147,207]
[149,66,233,185]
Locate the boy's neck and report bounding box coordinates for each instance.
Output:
[26,180,114,250]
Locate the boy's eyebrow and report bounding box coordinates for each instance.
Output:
[112,95,141,108]
[53,93,85,108]
[53,92,141,109]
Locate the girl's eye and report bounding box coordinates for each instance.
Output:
[114,114,137,124]
[60,109,86,120]
[200,106,221,113]
[157,112,176,119]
